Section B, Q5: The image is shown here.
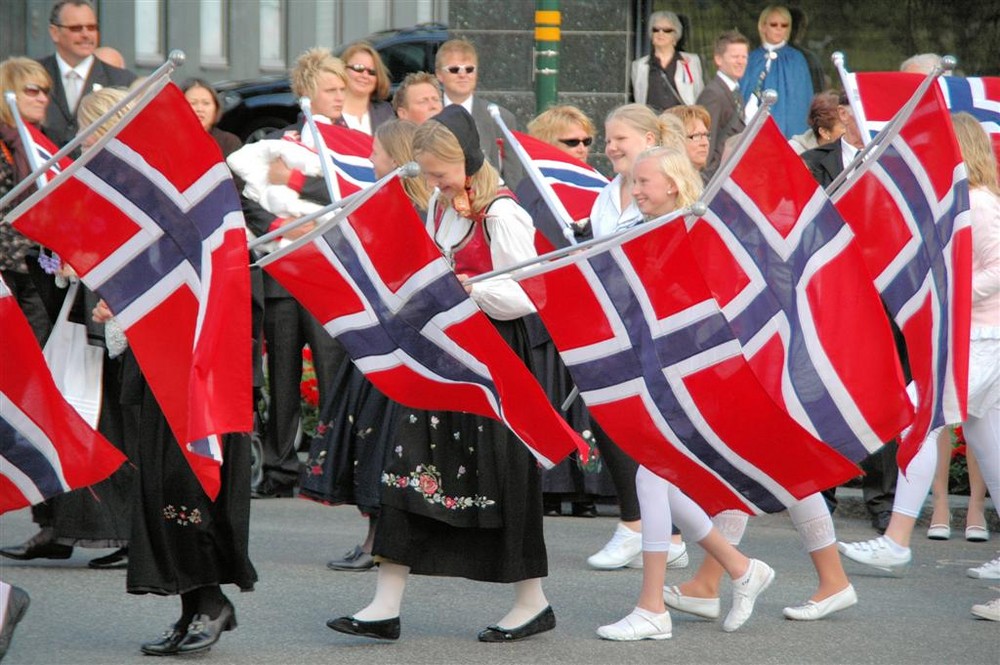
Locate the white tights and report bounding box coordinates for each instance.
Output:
[964,404,1000,504]
[635,465,712,551]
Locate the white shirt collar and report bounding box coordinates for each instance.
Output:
[717,71,739,90]
[56,53,94,81]
[443,93,474,115]
[763,41,787,52]
[840,137,860,169]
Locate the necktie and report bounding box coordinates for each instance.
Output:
[65,70,82,112]
[733,89,743,115]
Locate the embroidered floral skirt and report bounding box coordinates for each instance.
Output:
[374,317,548,583]
[126,360,257,596]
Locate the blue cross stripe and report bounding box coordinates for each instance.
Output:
[707,188,873,461]
[332,156,375,184]
[538,165,607,189]
[319,224,504,397]
[0,417,64,499]
[869,144,968,428]
[84,149,242,315]
[943,79,999,127]
[566,251,787,513]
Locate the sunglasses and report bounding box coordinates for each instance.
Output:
[768,22,790,28]
[444,65,476,75]
[686,132,710,142]
[54,23,98,33]
[651,27,676,34]
[558,137,593,147]
[22,84,51,98]
[347,63,378,76]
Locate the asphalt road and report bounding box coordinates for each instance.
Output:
[0,496,997,664]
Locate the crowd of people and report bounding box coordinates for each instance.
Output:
[0,0,997,659]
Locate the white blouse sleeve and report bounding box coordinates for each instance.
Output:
[970,188,1000,306]
[470,198,537,320]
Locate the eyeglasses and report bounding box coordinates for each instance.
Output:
[444,65,476,75]
[558,137,593,147]
[22,84,51,98]
[686,132,710,142]
[651,27,676,34]
[767,22,790,28]
[53,23,98,33]
[347,63,378,76]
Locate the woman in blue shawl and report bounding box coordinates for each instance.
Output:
[740,5,814,138]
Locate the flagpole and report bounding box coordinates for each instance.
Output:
[254,162,421,269]
[4,93,48,190]
[0,50,185,214]
[486,103,578,246]
[298,96,342,205]
[826,56,955,200]
[248,186,368,250]
[3,76,170,226]
[831,51,872,147]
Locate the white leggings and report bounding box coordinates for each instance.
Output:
[636,466,835,552]
[964,404,1000,505]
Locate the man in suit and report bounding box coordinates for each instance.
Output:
[802,96,900,533]
[435,38,524,189]
[38,0,135,149]
[696,30,749,179]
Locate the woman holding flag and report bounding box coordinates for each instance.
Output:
[327,105,556,643]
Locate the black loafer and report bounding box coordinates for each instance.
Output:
[326,545,375,571]
[0,530,73,561]
[327,615,400,640]
[175,602,237,654]
[140,623,188,656]
[89,547,128,569]
[478,606,556,642]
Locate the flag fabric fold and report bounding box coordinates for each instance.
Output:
[260,178,586,467]
[7,83,252,499]
[313,122,376,200]
[0,276,126,515]
[834,74,972,470]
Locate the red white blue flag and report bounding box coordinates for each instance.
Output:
[0,276,126,515]
[7,83,253,500]
[515,216,861,515]
[694,118,913,462]
[511,129,608,224]
[313,123,376,199]
[833,76,972,470]
[24,123,72,185]
[259,178,586,467]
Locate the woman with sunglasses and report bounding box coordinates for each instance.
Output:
[339,42,395,136]
[739,4,814,138]
[631,11,704,113]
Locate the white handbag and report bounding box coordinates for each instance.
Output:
[42,281,104,428]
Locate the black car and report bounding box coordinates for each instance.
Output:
[215,22,449,142]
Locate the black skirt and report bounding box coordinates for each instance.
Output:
[299,360,398,514]
[373,317,547,584]
[125,353,257,596]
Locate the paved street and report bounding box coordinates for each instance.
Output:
[0,495,997,664]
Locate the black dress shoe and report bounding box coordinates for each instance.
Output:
[0,586,29,659]
[140,623,188,656]
[0,530,73,561]
[326,545,375,571]
[327,615,400,640]
[89,547,128,569]
[478,606,556,642]
[571,501,597,518]
[250,482,294,499]
[175,602,237,654]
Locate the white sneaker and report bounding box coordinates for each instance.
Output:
[837,536,911,575]
[587,523,642,570]
[662,585,720,619]
[667,542,689,569]
[966,556,1000,580]
[971,598,1000,622]
[723,559,775,632]
[782,584,858,621]
[596,607,672,641]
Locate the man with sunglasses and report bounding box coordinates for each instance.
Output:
[435,38,523,188]
[37,0,135,148]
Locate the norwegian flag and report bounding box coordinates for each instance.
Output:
[833,77,972,471]
[0,276,126,514]
[6,83,253,500]
[259,178,586,467]
[693,118,913,462]
[511,130,608,224]
[516,217,861,515]
[23,123,72,185]
[850,73,1000,164]
[312,123,376,199]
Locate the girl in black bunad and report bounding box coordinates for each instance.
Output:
[327,105,555,643]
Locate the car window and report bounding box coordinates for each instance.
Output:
[379,42,426,83]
